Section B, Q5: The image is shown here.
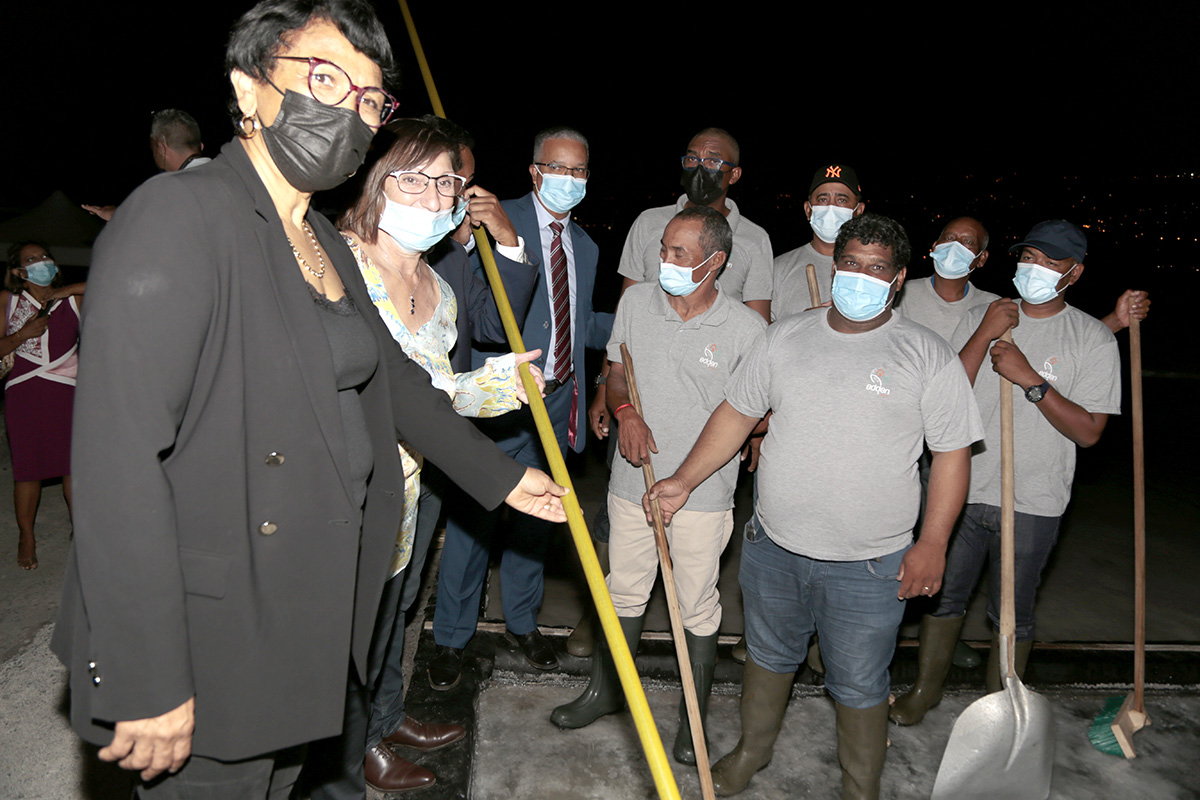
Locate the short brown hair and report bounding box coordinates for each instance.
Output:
[338,118,456,244]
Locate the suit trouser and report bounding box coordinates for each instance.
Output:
[139,744,305,800]
[433,386,571,647]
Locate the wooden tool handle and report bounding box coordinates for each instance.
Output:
[1131,317,1145,711]
[805,263,821,308]
[619,344,716,800]
[999,329,1016,676]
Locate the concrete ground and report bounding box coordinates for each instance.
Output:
[2,375,1199,798]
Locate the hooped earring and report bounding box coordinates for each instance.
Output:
[238,115,261,139]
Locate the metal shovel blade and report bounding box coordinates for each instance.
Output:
[931,638,1056,800]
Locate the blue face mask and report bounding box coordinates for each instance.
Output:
[1013,262,1075,304]
[809,204,854,244]
[831,269,897,322]
[452,196,469,228]
[378,197,457,254]
[930,241,978,279]
[23,259,58,287]
[658,252,717,297]
[535,168,587,214]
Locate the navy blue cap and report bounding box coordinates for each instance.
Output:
[1009,220,1087,262]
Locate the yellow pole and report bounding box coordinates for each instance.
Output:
[395,4,680,798]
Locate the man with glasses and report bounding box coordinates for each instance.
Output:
[550,207,765,768]
[772,163,866,320]
[616,128,773,322]
[647,214,981,798]
[431,126,613,688]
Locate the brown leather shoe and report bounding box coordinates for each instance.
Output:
[364,744,435,793]
[382,716,466,751]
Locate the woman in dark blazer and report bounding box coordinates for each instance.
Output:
[51,1,564,795]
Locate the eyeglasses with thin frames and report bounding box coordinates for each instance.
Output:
[271,56,398,128]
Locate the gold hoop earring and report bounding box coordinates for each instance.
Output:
[238,115,261,139]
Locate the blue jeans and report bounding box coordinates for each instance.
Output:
[934,503,1060,642]
[740,517,909,709]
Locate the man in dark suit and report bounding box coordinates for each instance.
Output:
[430,126,613,687]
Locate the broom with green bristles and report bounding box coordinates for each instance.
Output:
[1089,315,1151,757]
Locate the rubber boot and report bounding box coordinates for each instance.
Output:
[710,658,794,796]
[550,614,643,729]
[952,640,982,669]
[566,542,608,658]
[731,635,747,664]
[673,631,718,765]
[986,634,1033,693]
[836,700,890,800]
[889,615,963,725]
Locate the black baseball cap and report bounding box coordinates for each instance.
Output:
[1009,220,1087,262]
[809,163,862,199]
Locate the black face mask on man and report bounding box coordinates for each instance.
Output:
[680,165,725,207]
[261,90,375,193]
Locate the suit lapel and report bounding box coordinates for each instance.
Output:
[231,151,355,506]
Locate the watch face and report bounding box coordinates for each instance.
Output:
[1026,383,1047,403]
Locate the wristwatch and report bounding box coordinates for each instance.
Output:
[594,373,607,388]
[1024,381,1051,403]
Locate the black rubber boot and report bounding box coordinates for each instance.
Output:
[710,658,794,796]
[889,614,963,725]
[836,700,890,800]
[550,614,643,729]
[673,631,718,765]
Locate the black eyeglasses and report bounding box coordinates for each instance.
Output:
[681,155,737,172]
[271,56,398,128]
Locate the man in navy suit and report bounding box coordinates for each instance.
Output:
[431,126,612,687]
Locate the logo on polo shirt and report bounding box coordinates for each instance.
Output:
[866,368,891,396]
[1038,357,1060,383]
[699,344,719,369]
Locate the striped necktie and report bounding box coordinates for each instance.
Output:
[548,220,572,382]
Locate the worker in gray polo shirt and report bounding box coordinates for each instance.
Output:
[551,206,766,767]
[771,163,865,320]
[648,214,982,798]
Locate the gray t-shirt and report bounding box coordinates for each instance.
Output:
[617,195,773,304]
[950,303,1121,517]
[727,310,984,560]
[607,283,766,511]
[894,276,1000,344]
[771,242,833,321]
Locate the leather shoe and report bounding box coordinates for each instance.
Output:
[505,628,558,671]
[382,716,466,751]
[428,645,463,691]
[364,744,435,793]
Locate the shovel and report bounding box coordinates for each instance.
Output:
[931,330,1056,800]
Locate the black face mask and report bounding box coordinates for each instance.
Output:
[261,90,375,193]
[680,166,725,206]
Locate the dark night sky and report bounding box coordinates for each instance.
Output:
[3,1,1197,366]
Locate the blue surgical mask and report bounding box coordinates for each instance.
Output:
[1013,262,1075,304]
[658,252,717,297]
[809,204,854,244]
[536,168,587,214]
[452,196,469,228]
[23,259,58,287]
[831,269,897,322]
[930,241,978,279]
[378,197,457,254]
